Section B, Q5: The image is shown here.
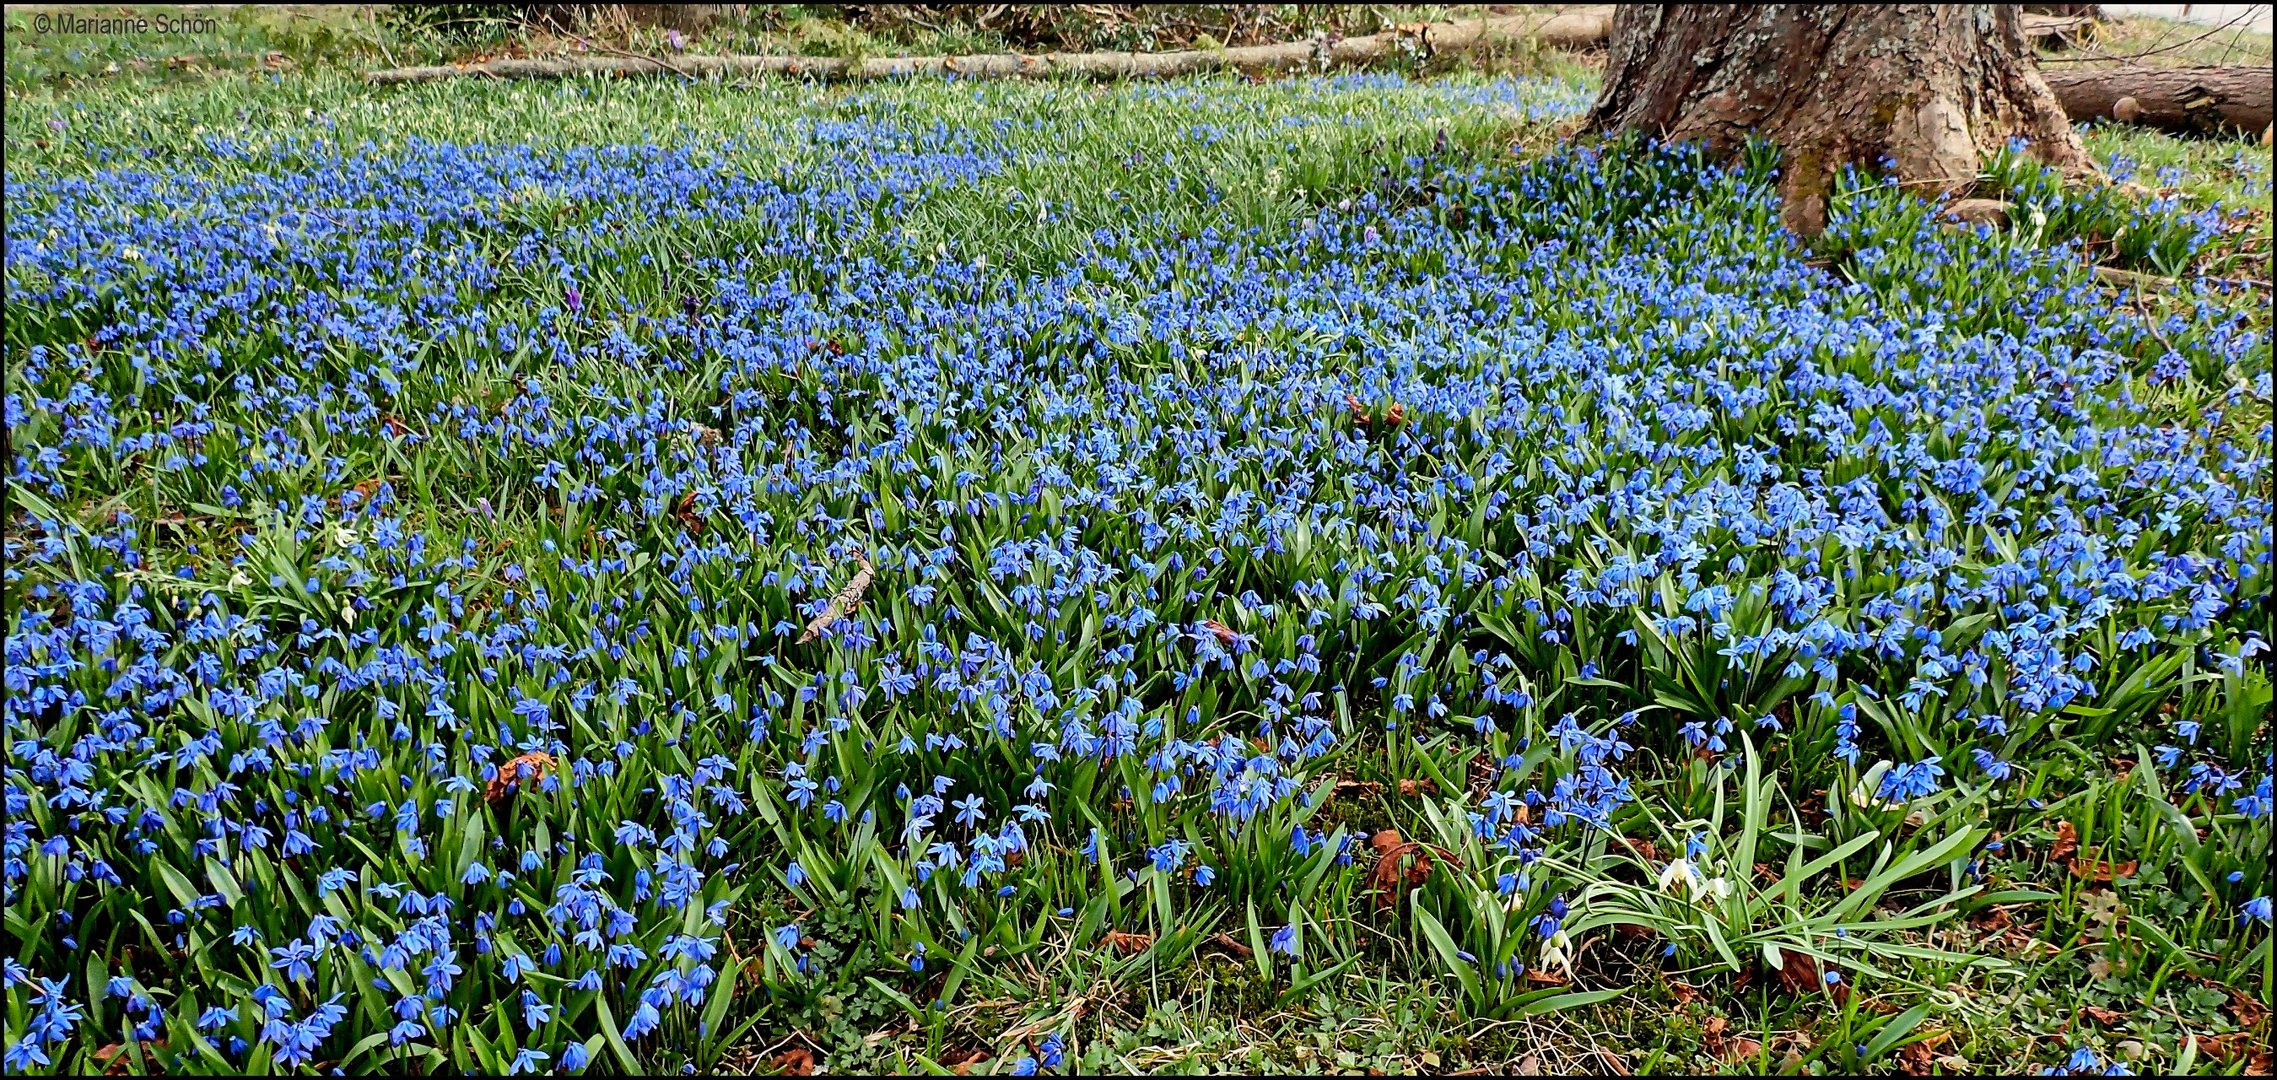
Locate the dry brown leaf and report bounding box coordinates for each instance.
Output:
[941,1047,989,1074]
[2049,820,2080,863]
[1396,778,1437,797]
[1332,778,1383,800]
[1365,832,1458,910]
[797,551,875,644]
[1768,950,1849,1004]
[1205,931,1253,959]
[1103,930,1153,956]
[1668,981,1702,1005]
[673,491,705,534]
[2068,851,2138,882]
[484,751,556,804]
[94,1041,164,1076]
[770,1046,815,1076]
[1201,619,1241,646]
[2080,1005,2127,1027]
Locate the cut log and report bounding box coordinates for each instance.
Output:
[2043,65,2271,136]
[367,7,1614,84]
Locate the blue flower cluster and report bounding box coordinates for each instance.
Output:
[3,73,2269,1073]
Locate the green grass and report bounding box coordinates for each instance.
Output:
[3,14,2269,1077]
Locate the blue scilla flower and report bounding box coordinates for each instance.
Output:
[1877,757,1945,801]
[1269,924,1298,956]
[2242,896,2272,925]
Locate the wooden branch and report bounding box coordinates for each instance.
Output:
[368,8,1613,84]
[2044,65,2272,136]
[797,551,875,645]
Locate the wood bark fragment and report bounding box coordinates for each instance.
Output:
[2042,65,2272,136]
[368,8,1613,84]
[797,551,875,644]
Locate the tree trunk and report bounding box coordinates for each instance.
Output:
[1587,6,2091,236]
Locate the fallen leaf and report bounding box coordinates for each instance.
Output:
[1205,931,1253,959]
[1395,778,1437,797]
[1768,950,1848,1004]
[1103,930,1153,956]
[1896,1039,1936,1075]
[1365,833,1459,910]
[1331,778,1383,800]
[673,491,705,533]
[1668,981,1701,1005]
[93,1041,165,1076]
[770,1046,815,1076]
[940,1046,989,1074]
[484,751,556,804]
[2049,820,2079,863]
[1202,619,1242,646]
[2068,851,2138,882]
[2081,1005,2127,1027]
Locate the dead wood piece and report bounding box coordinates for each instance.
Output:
[2043,65,2272,136]
[797,550,876,644]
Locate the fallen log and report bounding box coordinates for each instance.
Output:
[2043,65,2271,136]
[367,7,1613,84]
[2021,12,2097,48]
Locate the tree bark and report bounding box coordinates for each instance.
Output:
[1587,6,2091,236]
[2043,65,2272,136]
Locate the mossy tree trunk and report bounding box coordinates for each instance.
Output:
[1586,5,2091,235]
